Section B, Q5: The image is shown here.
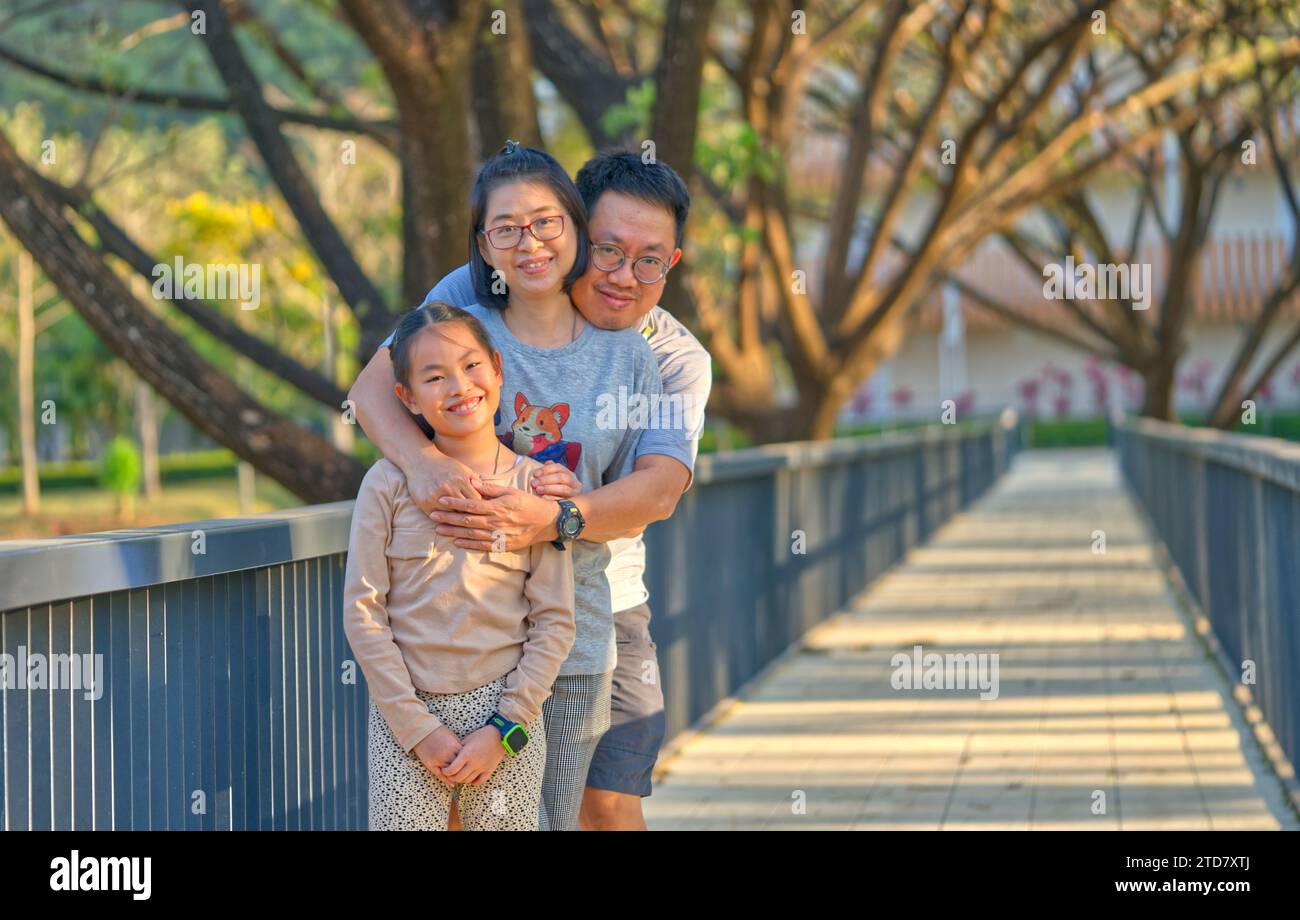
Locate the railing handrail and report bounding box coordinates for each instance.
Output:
[0,414,1018,611]
[694,415,1013,483]
[1114,415,1300,493]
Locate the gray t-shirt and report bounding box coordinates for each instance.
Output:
[381,293,662,676]
[424,264,712,613]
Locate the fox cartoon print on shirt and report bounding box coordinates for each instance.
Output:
[496,390,584,471]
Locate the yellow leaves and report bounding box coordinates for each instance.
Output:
[248,202,275,231]
[164,191,212,220]
[288,257,314,284]
[162,193,278,255]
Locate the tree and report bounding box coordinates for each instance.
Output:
[953,5,1300,423]
[649,0,1300,438]
[0,128,365,503]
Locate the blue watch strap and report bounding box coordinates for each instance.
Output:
[487,712,528,756]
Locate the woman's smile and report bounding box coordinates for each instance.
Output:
[518,255,554,276]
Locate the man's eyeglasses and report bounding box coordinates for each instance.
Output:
[479,215,566,250]
[590,242,671,284]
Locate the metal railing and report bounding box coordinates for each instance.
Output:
[1114,416,1300,776]
[1,415,1020,829]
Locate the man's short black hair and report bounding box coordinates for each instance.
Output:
[574,149,691,249]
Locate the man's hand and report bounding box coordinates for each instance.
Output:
[530,461,582,499]
[412,725,463,786]
[406,444,481,516]
[431,481,557,551]
[441,725,507,786]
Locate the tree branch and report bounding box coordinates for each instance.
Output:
[39,174,348,410]
[0,41,398,148]
[184,0,393,353]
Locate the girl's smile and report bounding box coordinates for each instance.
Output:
[445,395,484,416]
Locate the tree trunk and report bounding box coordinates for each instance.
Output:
[17,250,39,516]
[135,379,161,501]
[339,0,479,316]
[323,298,354,454]
[647,0,715,330]
[0,127,365,504]
[471,0,543,159]
[521,0,635,148]
[1140,359,1178,421]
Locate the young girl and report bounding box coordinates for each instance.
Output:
[343,302,575,831]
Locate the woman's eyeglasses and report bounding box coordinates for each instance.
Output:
[479,215,566,249]
[590,242,671,284]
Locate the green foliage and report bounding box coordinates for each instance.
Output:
[599,79,656,139]
[1027,418,1111,448]
[696,119,782,188]
[98,436,141,496]
[1026,413,1300,448]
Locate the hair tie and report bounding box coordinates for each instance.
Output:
[503,139,520,155]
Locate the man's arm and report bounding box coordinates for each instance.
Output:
[430,452,690,551]
[573,453,688,541]
[348,346,481,511]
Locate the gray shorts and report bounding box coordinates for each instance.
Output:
[586,603,666,797]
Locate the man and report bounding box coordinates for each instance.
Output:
[348,150,711,830]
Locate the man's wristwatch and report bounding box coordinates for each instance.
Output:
[551,499,585,551]
[486,712,529,756]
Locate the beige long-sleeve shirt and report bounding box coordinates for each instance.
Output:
[342,454,575,753]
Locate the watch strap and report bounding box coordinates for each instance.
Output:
[487,712,528,756]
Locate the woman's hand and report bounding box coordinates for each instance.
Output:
[413,725,463,785]
[406,444,481,517]
[530,461,582,500]
[441,725,508,786]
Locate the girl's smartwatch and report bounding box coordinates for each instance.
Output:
[551,499,585,550]
[486,712,529,756]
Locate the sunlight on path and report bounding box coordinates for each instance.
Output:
[646,448,1298,830]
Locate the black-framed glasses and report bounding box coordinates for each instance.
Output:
[479,215,566,250]
[590,242,671,284]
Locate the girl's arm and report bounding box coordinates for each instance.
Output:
[496,542,577,726]
[341,463,445,752]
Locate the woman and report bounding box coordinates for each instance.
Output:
[441,142,666,830]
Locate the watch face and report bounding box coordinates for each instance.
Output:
[504,725,528,754]
[563,516,582,537]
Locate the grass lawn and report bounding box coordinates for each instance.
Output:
[0,475,301,541]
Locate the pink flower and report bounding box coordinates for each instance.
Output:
[1017,378,1041,417]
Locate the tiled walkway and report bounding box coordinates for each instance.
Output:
[645,449,1299,830]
